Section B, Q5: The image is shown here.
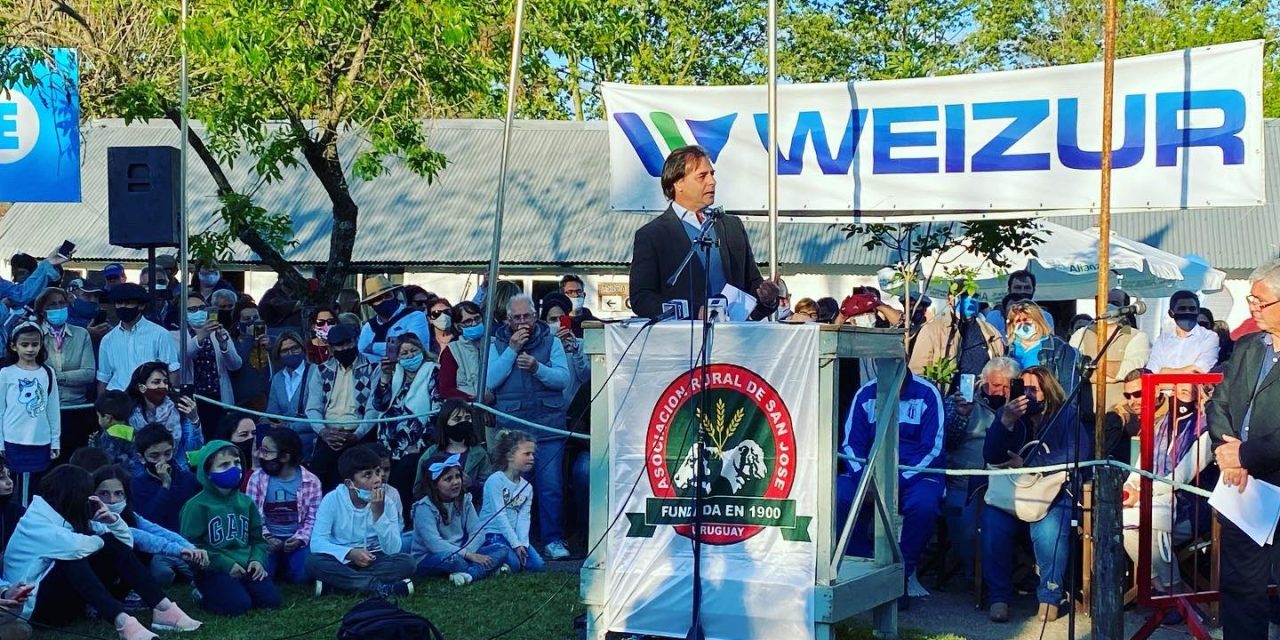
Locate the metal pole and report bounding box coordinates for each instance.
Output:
[178,0,190,383]
[476,0,526,401]
[1094,0,1116,461]
[766,0,779,281]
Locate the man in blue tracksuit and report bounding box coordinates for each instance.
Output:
[837,372,946,598]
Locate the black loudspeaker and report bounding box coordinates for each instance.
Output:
[107,146,181,249]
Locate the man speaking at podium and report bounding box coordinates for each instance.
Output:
[629,145,779,320]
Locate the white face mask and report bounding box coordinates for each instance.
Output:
[106,500,127,514]
[852,313,876,328]
[431,313,451,331]
[570,296,585,312]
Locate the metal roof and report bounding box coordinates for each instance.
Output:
[2,118,1273,274]
[0,119,893,273]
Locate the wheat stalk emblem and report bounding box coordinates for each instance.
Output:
[697,399,745,453]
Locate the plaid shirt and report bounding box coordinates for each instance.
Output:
[245,466,323,543]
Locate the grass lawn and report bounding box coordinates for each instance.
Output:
[39,573,968,640]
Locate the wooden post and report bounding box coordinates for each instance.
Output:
[1091,464,1125,638]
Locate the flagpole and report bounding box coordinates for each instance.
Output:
[178,0,190,382]
[766,0,779,281]
[476,0,526,401]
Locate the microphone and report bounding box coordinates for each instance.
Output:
[701,205,724,221]
[1097,300,1146,321]
[623,300,689,326]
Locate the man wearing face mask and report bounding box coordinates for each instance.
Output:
[940,356,1022,581]
[355,276,430,362]
[192,262,237,302]
[486,294,572,560]
[97,284,180,394]
[558,275,597,331]
[909,284,1006,385]
[305,324,380,490]
[1147,290,1220,377]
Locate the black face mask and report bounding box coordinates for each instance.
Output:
[445,421,473,443]
[1008,292,1032,304]
[260,458,284,476]
[982,393,1007,411]
[333,349,358,368]
[235,439,254,460]
[1024,398,1044,417]
[116,307,141,323]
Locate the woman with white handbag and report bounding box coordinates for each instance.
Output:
[981,365,1090,624]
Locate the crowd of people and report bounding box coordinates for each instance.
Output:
[0,251,599,640]
[821,268,1235,627]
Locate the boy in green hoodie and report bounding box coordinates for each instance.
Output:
[179,440,282,616]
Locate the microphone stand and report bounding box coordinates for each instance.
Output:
[1065,319,1126,639]
[664,210,720,640]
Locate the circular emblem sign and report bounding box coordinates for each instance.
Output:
[645,363,796,545]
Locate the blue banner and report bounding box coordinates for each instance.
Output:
[0,49,81,203]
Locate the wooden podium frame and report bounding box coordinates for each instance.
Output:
[579,323,908,639]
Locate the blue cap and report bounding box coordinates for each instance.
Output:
[102,263,125,279]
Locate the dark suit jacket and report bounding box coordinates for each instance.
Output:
[629,207,774,320]
[1209,332,1280,485]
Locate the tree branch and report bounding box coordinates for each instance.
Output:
[317,0,394,148]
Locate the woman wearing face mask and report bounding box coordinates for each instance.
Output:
[35,288,95,463]
[126,363,203,473]
[427,298,453,358]
[191,263,234,303]
[266,332,317,460]
[417,400,491,507]
[92,465,209,587]
[982,365,1088,623]
[306,308,338,365]
[370,334,438,523]
[215,413,259,490]
[172,294,242,439]
[438,302,491,405]
[1005,301,1080,392]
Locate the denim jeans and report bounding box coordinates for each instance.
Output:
[484,533,545,573]
[943,476,980,578]
[570,450,591,536]
[263,546,311,584]
[192,571,282,616]
[530,437,566,544]
[982,500,1072,605]
[835,472,944,577]
[415,542,509,581]
[149,553,194,587]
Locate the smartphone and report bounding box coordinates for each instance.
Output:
[1010,378,1026,399]
[217,309,234,328]
[959,374,975,403]
[56,240,76,259]
[385,335,399,358]
[180,384,195,398]
[253,321,266,338]
[558,315,572,332]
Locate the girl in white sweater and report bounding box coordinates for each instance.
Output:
[0,323,60,505]
[478,430,543,572]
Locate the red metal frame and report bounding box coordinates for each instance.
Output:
[1131,372,1223,640]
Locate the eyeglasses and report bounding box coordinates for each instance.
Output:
[429,308,450,319]
[1123,390,1142,400]
[510,313,536,323]
[186,305,207,313]
[563,288,584,297]
[459,316,482,328]
[1247,295,1280,310]
[279,346,303,356]
[412,298,432,308]
[315,318,336,327]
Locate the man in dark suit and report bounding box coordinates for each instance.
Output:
[629,145,779,320]
[1209,259,1280,639]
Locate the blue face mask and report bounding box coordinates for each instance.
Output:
[1013,324,1038,341]
[188,310,209,328]
[399,353,424,373]
[209,466,242,489]
[281,353,304,370]
[71,299,98,319]
[199,273,220,287]
[45,308,68,326]
[461,324,485,341]
[953,295,980,320]
[352,487,373,502]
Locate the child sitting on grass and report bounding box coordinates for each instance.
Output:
[478,430,543,573]
[92,465,209,587]
[90,391,139,475]
[130,424,201,587]
[306,445,414,597]
[180,440,280,616]
[246,427,320,584]
[411,452,506,585]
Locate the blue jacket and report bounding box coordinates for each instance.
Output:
[266,362,315,438]
[841,373,945,481]
[129,512,193,558]
[131,468,201,532]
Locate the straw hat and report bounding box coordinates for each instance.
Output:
[361,275,404,304]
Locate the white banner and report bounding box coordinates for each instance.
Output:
[604,323,819,640]
[605,41,1264,219]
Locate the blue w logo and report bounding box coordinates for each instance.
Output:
[612,111,737,176]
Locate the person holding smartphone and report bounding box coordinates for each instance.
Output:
[173,294,242,438]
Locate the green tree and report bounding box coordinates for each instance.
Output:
[2,0,497,300]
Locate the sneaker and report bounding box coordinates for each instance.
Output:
[375,579,414,598]
[116,615,159,640]
[498,563,513,575]
[122,591,147,613]
[151,601,202,633]
[449,572,473,586]
[989,602,1010,623]
[314,580,326,597]
[905,573,930,598]
[545,540,571,560]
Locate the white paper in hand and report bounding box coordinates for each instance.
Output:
[1208,475,1280,546]
[720,284,757,322]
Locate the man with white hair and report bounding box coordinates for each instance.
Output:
[940,356,1022,586]
[1210,259,1280,639]
[486,293,572,560]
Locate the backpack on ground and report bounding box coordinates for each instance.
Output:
[337,596,444,640]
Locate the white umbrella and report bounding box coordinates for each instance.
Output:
[914,221,1226,302]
